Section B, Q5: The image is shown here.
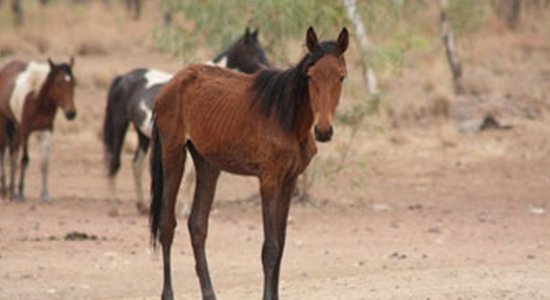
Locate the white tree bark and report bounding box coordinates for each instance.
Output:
[438,0,464,94]
[343,0,379,95]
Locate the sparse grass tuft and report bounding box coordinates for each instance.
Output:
[77,40,108,56]
[91,70,115,89]
[429,92,451,118]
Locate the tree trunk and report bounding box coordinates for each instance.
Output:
[342,0,379,96]
[491,0,521,29]
[126,0,141,20]
[12,0,23,27]
[438,0,464,95]
[163,11,172,26]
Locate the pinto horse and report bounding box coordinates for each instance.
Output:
[0,58,76,201]
[103,27,269,214]
[150,27,348,300]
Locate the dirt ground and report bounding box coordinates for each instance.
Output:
[1,3,550,300]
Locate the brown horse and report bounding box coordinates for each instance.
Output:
[150,27,348,300]
[0,58,76,201]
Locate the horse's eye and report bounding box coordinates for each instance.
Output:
[340,76,346,82]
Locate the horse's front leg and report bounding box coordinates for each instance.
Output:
[16,137,29,200]
[260,174,297,300]
[39,130,52,201]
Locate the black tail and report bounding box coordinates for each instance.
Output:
[150,121,164,247]
[102,75,127,177]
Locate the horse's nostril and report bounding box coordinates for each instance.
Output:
[65,111,77,120]
[314,126,321,137]
[314,125,333,143]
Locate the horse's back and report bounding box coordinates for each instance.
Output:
[0,60,27,98]
[0,60,28,121]
[155,64,266,175]
[122,68,171,137]
[156,64,253,126]
[106,68,155,121]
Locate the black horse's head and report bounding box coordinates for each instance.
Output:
[214,27,271,74]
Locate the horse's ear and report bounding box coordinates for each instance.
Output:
[252,28,259,40]
[244,27,252,43]
[306,27,319,53]
[69,56,75,68]
[47,58,55,69]
[336,27,349,53]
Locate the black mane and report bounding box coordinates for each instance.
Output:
[251,41,341,131]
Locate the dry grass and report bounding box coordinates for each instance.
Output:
[90,69,116,89]
[76,40,108,56]
[0,1,548,196]
[0,1,161,57]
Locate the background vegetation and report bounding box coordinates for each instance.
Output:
[1,0,549,194]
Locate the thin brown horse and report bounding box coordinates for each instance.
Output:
[0,58,76,201]
[150,27,348,300]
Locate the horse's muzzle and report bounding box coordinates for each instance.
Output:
[314,126,333,142]
[65,110,77,120]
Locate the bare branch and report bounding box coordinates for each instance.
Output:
[438,0,464,94]
[343,0,379,96]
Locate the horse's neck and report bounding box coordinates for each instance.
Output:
[293,95,314,142]
[37,88,56,113]
[26,78,57,129]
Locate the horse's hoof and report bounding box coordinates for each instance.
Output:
[136,202,149,215]
[203,291,217,300]
[161,290,174,300]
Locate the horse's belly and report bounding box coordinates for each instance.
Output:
[202,152,260,176]
[188,123,261,176]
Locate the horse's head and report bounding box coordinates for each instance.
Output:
[304,27,348,142]
[47,57,77,120]
[228,27,271,73]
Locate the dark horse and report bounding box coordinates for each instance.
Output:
[103,28,269,214]
[0,58,77,201]
[150,27,348,300]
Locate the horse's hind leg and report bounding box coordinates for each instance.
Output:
[6,121,20,201]
[0,118,7,197]
[187,143,220,300]
[0,144,6,197]
[159,143,186,300]
[132,130,149,214]
[106,119,129,216]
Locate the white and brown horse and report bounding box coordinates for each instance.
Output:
[0,58,76,201]
[103,28,270,214]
